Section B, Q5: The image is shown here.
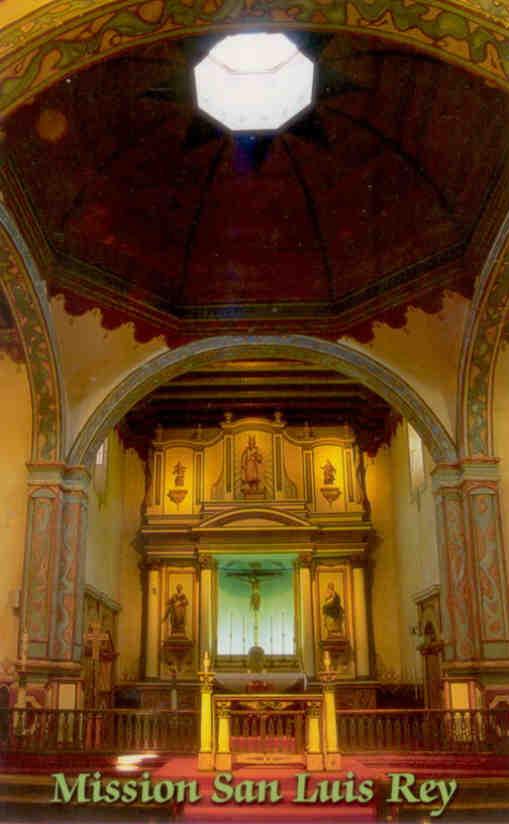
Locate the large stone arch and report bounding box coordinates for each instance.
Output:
[68,334,457,467]
[0,203,67,462]
[2,0,509,120]
[458,214,509,458]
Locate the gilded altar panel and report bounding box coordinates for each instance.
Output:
[163,447,194,515]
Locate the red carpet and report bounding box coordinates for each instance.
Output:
[2,753,509,822]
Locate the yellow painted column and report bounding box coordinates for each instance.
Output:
[320,678,341,769]
[298,554,315,675]
[145,564,161,679]
[198,670,215,771]
[199,556,214,662]
[352,566,370,678]
[305,699,324,771]
[215,699,232,771]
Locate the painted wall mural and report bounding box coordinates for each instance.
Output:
[2,0,509,121]
[470,488,508,647]
[0,222,64,462]
[463,251,509,457]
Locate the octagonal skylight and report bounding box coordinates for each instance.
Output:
[194,33,315,133]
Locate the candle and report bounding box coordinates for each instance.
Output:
[21,628,28,670]
[270,616,273,656]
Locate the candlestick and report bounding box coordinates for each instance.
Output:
[21,628,29,671]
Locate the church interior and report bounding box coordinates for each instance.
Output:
[2,0,509,818]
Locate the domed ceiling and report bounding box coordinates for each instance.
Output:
[4,32,509,343]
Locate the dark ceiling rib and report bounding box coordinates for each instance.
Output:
[281,135,336,303]
[173,136,229,306]
[322,103,456,219]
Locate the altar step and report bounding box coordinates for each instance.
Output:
[183,802,377,821]
[152,765,378,822]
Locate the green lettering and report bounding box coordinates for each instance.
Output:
[153,781,173,804]
[104,780,120,804]
[52,773,90,804]
[357,779,375,804]
[387,773,419,804]
[120,780,138,804]
[257,780,282,803]
[293,773,318,803]
[211,772,234,803]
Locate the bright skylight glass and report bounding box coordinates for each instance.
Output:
[194,33,315,132]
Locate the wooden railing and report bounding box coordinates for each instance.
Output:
[0,708,199,753]
[3,705,509,756]
[336,709,509,754]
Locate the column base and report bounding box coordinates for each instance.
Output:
[215,752,232,771]
[198,752,215,771]
[306,752,324,771]
[324,752,342,769]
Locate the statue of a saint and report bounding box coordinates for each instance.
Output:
[240,436,264,494]
[321,459,336,486]
[323,581,344,637]
[162,584,189,636]
[173,462,186,487]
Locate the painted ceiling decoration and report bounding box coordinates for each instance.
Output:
[0,289,23,364]
[4,31,509,345]
[3,0,509,120]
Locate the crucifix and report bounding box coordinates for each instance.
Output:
[226,563,283,648]
[84,620,109,706]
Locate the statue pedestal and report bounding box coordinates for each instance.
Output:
[320,637,351,670]
[162,636,194,673]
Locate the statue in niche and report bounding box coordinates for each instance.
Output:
[162,584,189,636]
[168,462,188,508]
[173,462,186,487]
[323,581,345,637]
[321,459,336,486]
[240,436,264,495]
[320,458,341,506]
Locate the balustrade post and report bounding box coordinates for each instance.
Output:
[305,699,324,771]
[319,672,341,768]
[198,664,215,771]
[215,700,232,771]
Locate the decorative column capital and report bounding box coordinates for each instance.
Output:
[26,462,91,492]
[307,699,322,719]
[198,553,213,570]
[199,671,215,692]
[297,552,314,569]
[432,458,501,491]
[216,699,231,719]
[318,671,340,689]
